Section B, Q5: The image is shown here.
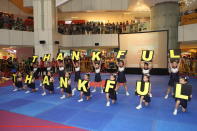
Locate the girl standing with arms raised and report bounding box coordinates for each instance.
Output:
[72,60,81,95]
[164,59,181,99]
[116,59,129,96]
[91,60,103,93]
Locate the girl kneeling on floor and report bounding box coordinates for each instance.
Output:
[60,72,72,99]
[136,75,152,110]
[104,74,117,107]
[78,73,91,102]
[41,71,54,96]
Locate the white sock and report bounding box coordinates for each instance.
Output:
[126,91,130,96]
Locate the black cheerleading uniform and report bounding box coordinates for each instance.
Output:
[104,80,117,100]
[135,81,151,103]
[95,68,102,82]
[27,79,35,89]
[46,66,52,74]
[82,81,90,96]
[15,76,23,88]
[117,67,126,83]
[58,67,65,77]
[74,67,81,82]
[44,76,54,91]
[168,67,179,87]
[174,83,192,109]
[60,77,72,94]
[33,67,39,79]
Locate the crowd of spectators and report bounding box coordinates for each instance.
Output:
[0,12,33,32]
[58,20,149,35]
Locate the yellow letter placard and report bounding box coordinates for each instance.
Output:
[92,51,101,61]
[32,56,38,63]
[141,50,154,62]
[42,76,49,85]
[56,53,64,61]
[104,80,116,93]
[78,79,88,92]
[25,75,33,84]
[116,50,127,59]
[136,81,150,96]
[60,77,68,88]
[175,84,189,100]
[72,51,80,61]
[43,54,51,61]
[169,49,181,59]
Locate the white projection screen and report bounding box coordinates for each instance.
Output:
[119,31,168,68]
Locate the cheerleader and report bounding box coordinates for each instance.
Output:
[78,73,91,102]
[72,60,81,95]
[60,72,72,99]
[173,76,192,115]
[33,63,39,79]
[105,74,117,107]
[140,61,152,97]
[14,72,24,91]
[39,57,45,77]
[140,61,152,77]
[116,59,129,96]
[46,61,52,74]
[12,72,18,91]
[91,60,103,93]
[41,71,54,96]
[24,71,36,93]
[56,60,65,89]
[136,75,151,110]
[164,58,181,99]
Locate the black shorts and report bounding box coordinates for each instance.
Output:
[62,86,72,94]
[45,84,54,91]
[176,98,188,109]
[28,83,35,89]
[83,89,90,96]
[109,90,117,100]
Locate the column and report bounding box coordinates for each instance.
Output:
[33,0,59,58]
[150,2,179,49]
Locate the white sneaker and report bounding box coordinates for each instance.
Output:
[72,88,76,96]
[91,89,96,93]
[13,88,18,92]
[56,86,60,89]
[78,99,83,102]
[173,109,178,115]
[40,83,42,86]
[126,92,130,96]
[60,95,66,99]
[41,92,46,96]
[164,95,168,99]
[136,105,142,110]
[106,101,110,107]
[25,91,30,94]
[149,93,152,97]
[35,88,39,91]
[101,89,103,94]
